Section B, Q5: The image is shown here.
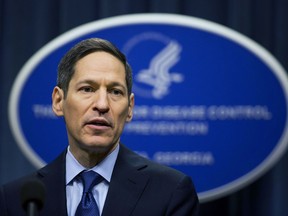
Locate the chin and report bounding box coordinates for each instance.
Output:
[83,140,116,153]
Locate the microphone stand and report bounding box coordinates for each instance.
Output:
[26,202,39,216]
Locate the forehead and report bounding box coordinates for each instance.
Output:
[72,51,126,83]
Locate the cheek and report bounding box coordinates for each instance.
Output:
[115,108,130,126]
[63,101,83,125]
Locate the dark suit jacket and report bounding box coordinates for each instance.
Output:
[0,144,199,216]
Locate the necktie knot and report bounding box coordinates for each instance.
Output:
[79,171,103,193]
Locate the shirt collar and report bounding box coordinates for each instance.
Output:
[66,144,119,185]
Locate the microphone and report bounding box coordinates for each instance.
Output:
[20,178,46,216]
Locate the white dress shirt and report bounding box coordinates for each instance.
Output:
[65,144,119,216]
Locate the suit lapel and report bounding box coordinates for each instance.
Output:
[36,146,150,216]
[102,145,150,216]
[37,150,68,216]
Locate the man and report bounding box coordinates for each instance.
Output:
[0,38,199,215]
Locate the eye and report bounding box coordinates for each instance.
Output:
[80,86,94,93]
[110,88,123,96]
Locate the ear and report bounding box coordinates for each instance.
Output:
[126,93,134,122]
[52,86,64,117]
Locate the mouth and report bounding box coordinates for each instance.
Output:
[85,118,112,129]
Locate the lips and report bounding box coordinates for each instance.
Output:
[85,118,112,128]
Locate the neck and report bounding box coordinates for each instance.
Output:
[69,144,118,168]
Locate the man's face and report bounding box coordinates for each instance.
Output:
[52,51,134,156]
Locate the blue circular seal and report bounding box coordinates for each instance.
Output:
[8,14,288,202]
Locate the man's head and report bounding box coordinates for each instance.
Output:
[52,38,134,167]
[57,38,133,98]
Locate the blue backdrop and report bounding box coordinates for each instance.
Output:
[1,0,288,215]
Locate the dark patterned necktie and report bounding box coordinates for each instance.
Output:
[75,171,103,216]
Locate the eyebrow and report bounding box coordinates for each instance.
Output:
[76,79,127,91]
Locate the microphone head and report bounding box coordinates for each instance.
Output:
[20,178,46,211]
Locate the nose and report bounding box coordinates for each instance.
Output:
[92,89,109,114]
